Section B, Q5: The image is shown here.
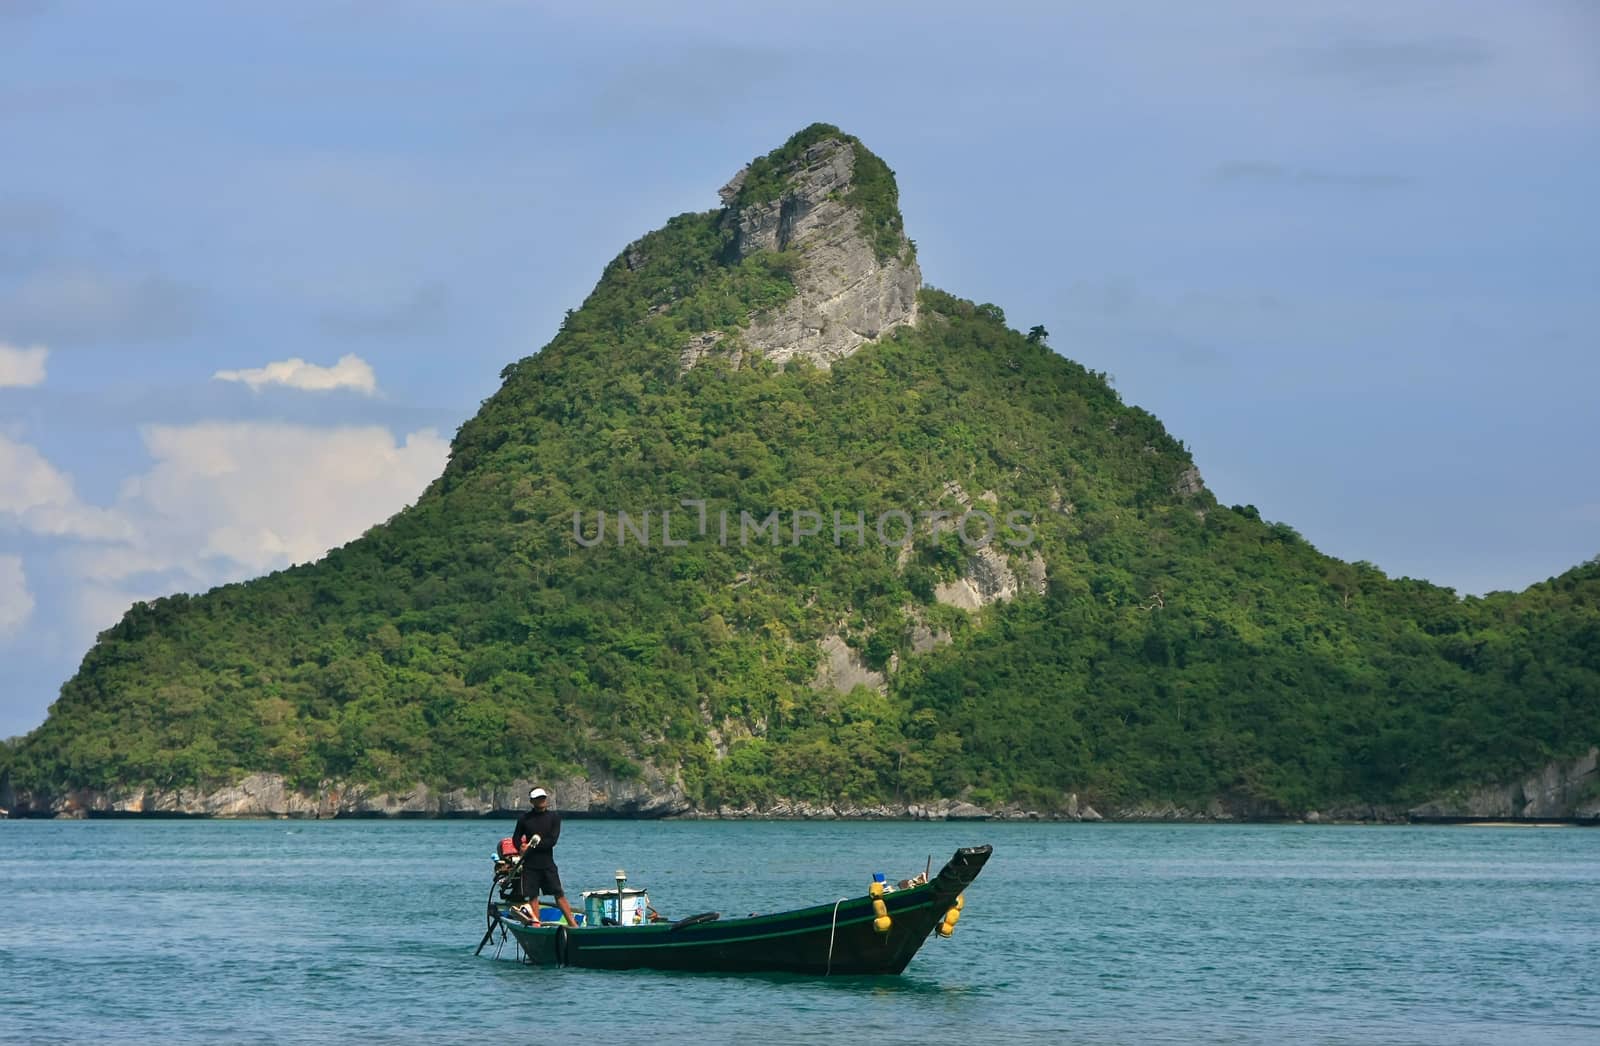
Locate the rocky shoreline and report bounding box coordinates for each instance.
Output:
[7,749,1595,825]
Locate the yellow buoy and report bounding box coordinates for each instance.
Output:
[954,894,965,911]
[869,881,884,898]
[874,914,893,933]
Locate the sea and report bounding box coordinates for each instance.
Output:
[2,819,1596,1045]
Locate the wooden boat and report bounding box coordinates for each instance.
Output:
[481,844,992,975]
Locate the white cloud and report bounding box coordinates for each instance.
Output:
[93,421,449,579]
[213,353,378,395]
[0,555,33,635]
[0,433,132,540]
[71,581,158,642]
[2,421,448,664]
[0,342,48,387]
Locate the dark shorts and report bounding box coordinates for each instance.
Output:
[520,862,564,900]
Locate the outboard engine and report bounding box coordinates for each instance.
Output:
[493,837,525,904]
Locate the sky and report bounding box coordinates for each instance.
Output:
[1,1,1596,738]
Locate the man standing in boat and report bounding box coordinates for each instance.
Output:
[513,787,579,926]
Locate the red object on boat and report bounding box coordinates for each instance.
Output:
[498,837,519,859]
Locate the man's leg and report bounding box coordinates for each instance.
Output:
[545,867,578,926]
[516,866,539,920]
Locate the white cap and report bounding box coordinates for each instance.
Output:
[529,787,549,801]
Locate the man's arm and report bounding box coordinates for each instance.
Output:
[512,815,539,854]
[544,813,561,850]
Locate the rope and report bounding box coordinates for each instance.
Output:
[825,898,848,976]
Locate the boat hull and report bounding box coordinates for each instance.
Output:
[502,844,991,975]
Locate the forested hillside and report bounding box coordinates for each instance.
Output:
[5,126,1597,817]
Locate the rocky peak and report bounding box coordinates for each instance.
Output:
[682,126,921,371]
[723,135,859,259]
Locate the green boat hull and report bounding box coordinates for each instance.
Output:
[499,845,991,975]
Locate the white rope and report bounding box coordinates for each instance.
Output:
[825,897,849,976]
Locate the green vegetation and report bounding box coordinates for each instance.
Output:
[731,123,843,205]
[734,122,911,264]
[7,131,1598,816]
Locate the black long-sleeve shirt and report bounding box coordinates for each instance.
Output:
[512,808,562,868]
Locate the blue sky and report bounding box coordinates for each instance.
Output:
[1,1,1596,738]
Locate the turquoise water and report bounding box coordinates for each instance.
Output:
[2,820,1596,1044]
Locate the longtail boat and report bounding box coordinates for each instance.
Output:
[476,845,992,975]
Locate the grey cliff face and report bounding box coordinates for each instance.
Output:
[1407,747,1599,821]
[682,137,920,371]
[18,766,694,820]
[15,749,1598,822]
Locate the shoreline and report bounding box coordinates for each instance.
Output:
[7,750,1596,824]
[5,808,1596,827]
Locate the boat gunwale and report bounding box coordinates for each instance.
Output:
[503,879,940,948]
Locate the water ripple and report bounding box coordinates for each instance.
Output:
[3,820,1597,1044]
